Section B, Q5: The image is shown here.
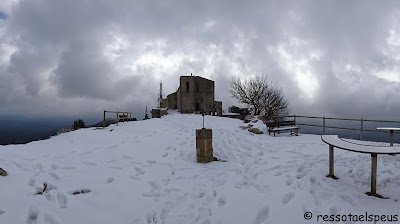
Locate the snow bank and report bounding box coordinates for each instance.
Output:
[0,113,399,224]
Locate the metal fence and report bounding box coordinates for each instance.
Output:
[103,110,133,128]
[271,115,400,141]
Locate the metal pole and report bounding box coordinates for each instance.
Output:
[390,130,394,146]
[103,111,105,129]
[361,118,364,141]
[370,153,377,195]
[326,145,338,179]
[323,116,326,135]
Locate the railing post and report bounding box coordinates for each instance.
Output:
[116,112,119,126]
[361,118,364,141]
[370,153,377,195]
[323,116,326,135]
[294,115,296,123]
[103,111,105,129]
[329,145,334,177]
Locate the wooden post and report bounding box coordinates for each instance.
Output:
[327,145,338,179]
[323,116,326,135]
[116,112,119,126]
[360,118,364,141]
[366,153,386,198]
[103,111,106,129]
[371,154,377,195]
[390,130,394,146]
[293,115,296,124]
[365,153,381,197]
[329,145,334,177]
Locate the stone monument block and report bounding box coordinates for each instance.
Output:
[196,129,213,163]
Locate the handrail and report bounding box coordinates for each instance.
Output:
[293,115,400,123]
[104,110,131,114]
[103,110,133,128]
[263,115,400,140]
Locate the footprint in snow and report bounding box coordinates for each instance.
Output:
[27,178,36,187]
[109,166,123,170]
[129,175,141,180]
[161,152,168,157]
[191,191,206,199]
[134,167,145,175]
[105,177,115,184]
[281,192,295,204]
[218,195,226,206]
[26,206,39,224]
[339,194,357,206]
[0,209,5,215]
[48,172,60,180]
[254,205,269,224]
[163,187,181,193]
[57,193,68,209]
[148,181,162,191]
[61,166,76,170]
[82,161,97,166]
[286,178,293,186]
[43,213,59,224]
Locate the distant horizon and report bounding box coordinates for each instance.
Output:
[1,111,400,146]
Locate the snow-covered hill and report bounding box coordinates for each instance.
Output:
[1,113,399,224]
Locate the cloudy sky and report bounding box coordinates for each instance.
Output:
[1,0,400,120]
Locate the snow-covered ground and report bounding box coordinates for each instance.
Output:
[1,112,400,224]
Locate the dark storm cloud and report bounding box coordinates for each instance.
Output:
[1,0,400,119]
[0,12,6,20]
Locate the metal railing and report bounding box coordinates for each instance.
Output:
[103,110,133,128]
[267,115,400,140]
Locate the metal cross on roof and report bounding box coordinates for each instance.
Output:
[202,111,205,129]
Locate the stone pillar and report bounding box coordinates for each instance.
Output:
[196,129,213,163]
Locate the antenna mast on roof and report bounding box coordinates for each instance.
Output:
[144,105,149,120]
[158,81,163,108]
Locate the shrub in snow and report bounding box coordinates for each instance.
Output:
[72,119,85,130]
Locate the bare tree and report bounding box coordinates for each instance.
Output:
[229,75,290,118]
[229,75,267,115]
[261,86,290,121]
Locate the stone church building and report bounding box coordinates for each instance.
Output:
[161,75,222,116]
